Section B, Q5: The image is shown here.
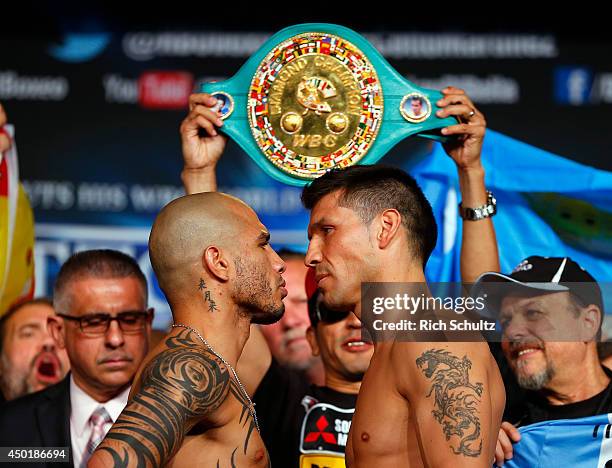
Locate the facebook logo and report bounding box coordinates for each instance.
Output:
[554,66,593,105]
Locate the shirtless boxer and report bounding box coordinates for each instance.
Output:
[89,192,287,467]
[302,89,505,467]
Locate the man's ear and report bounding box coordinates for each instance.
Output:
[582,304,602,342]
[377,209,402,249]
[48,316,66,349]
[203,246,230,282]
[306,326,320,356]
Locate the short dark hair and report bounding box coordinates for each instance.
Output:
[301,165,437,266]
[53,249,147,313]
[0,298,53,352]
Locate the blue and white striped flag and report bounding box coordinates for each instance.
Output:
[501,413,612,468]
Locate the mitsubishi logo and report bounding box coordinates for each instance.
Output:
[304,415,337,444]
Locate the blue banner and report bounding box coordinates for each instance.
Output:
[413,130,611,291]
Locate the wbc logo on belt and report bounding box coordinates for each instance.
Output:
[248,32,384,180]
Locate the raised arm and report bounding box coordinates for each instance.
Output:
[89,329,231,467]
[397,342,502,467]
[438,87,500,282]
[180,93,227,194]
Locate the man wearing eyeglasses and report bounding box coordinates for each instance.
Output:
[0,249,153,468]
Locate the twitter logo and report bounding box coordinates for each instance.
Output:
[48,33,111,63]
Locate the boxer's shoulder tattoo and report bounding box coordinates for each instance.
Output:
[416,348,484,457]
[95,328,231,466]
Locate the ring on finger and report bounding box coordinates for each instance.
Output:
[459,108,476,123]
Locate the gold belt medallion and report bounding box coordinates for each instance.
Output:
[248,32,384,180]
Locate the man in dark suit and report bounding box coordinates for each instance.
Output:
[0,376,71,466]
[0,249,153,467]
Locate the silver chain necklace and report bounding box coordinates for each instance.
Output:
[171,323,259,433]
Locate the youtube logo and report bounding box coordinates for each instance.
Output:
[138,71,193,109]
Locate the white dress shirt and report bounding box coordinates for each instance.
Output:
[69,375,130,467]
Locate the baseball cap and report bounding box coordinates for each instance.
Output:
[473,256,603,318]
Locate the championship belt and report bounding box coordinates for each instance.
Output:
[201,23,457,186]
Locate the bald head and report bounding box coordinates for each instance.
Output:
[150,192,287,324]
[149,192,264,300]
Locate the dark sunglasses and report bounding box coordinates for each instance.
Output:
[317,307,351,325]
[57,309,153,336]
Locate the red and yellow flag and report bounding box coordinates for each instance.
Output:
[0,125,35,317]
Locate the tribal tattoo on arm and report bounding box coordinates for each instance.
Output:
[229,379,258,455]
[93,329,230,467]
[416,349,484,457]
